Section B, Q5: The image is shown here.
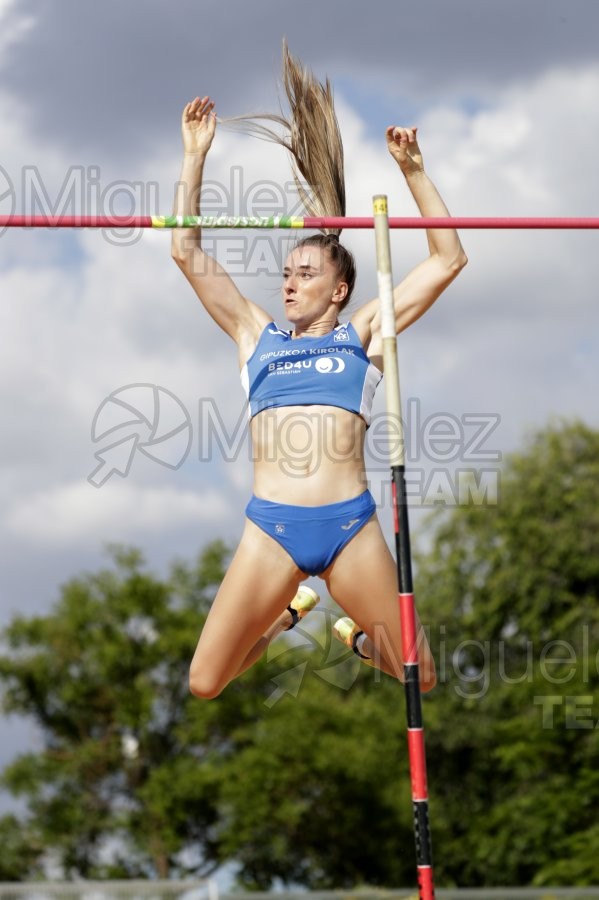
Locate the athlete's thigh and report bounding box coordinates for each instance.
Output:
[192,518,304,682]
[325,516,434,681]
[324,516,406,675]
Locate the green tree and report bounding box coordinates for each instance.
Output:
[0,814,44,879]
[1,536,400,884]
[213,421,599,889]
[0,540,275,879]
[0,538,417,886]
[415,420,599,887]
[212,656,415,889]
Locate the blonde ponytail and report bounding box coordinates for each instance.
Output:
[221,41,346,234]
[220,42,356,307]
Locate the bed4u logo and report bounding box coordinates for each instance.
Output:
[267,358,346,374]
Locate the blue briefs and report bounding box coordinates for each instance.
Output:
[245,490,377,576]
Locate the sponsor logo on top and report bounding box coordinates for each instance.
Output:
[333,327,350,342]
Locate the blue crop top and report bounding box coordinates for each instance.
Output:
[240,322,383,424]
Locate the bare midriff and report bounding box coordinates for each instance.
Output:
[250,404,368,506]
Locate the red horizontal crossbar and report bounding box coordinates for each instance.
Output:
[0,215,598,229]
[305,216,599,230]
[0,216,156,228]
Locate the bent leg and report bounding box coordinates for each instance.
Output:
[189,518,304,699]
[324,516,436,691]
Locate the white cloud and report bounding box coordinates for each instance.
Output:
[0,0,35,57]
[5,480,230,545]
[371,65,599,442]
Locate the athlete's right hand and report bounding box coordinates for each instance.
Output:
[386,125,423,177]
[181,95,216,157]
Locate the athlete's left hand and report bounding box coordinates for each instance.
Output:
[386,126,424,176]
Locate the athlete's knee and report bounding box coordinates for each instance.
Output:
[189,663,225,700]
[419,658,437,693]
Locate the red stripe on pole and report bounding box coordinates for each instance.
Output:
[418,866,435,900]
[407,730,429,798]
[399,593,418,664]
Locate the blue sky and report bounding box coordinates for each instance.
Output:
[1,0,598,853]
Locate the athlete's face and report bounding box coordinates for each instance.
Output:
[282,245,346,324]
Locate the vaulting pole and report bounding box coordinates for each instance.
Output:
[373,194,434,900]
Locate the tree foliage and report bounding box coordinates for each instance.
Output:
[0,814,44,880]
[0,540,242,878]
[1,421,598,887]
[415,419,599,887]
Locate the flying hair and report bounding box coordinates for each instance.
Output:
[220,41,346,232]
[219,41,356,307]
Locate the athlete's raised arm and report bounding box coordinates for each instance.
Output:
[352,126,467,349]
[171,96,271,350]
